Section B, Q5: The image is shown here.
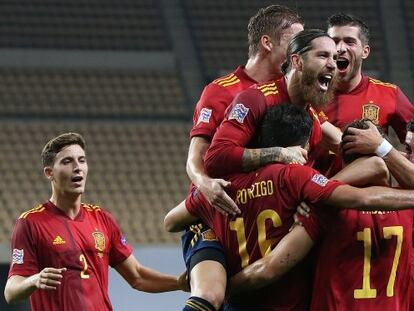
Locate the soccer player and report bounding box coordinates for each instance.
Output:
[4,133,187,311]
[166,104,414,310]
[314,13,414,176]
[226,120,413,310]
[203,29,341,178]
[181,5,304,311]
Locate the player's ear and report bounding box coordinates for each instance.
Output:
[361,44,370,60]
[260,35,273,52]
[44,166,53,181]
[291,54,302,71]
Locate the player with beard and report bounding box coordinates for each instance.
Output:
[314,13,414,177]
[180,6,304,311]
[203,29,341,178]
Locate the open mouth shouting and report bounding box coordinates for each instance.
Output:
[317,73,333,92]
[336,57,350,73]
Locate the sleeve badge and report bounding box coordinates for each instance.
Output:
[311,174,329,187]
[228,103,249,123]
[197,108,212,124]
[12,249,24,265]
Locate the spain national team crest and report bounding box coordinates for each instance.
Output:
[362,103,379,124]
[92,231,106,257]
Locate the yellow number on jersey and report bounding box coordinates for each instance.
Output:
[79,254,90,279]
[354,226,403,299]
[230,209,282,268]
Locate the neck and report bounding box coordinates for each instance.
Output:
[50,192,82,219]
[338,71,363,93]
[245,54,282,83]
[285,71,305,107]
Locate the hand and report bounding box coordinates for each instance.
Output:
[31,267,66,290]
[342,121,383,155]
[296,202,311,218]
[199,177,240,216]
[281,146,308,165]
[177,271,190,292]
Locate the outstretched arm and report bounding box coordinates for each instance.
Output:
[115,255,188,293]
[5,268,67,304]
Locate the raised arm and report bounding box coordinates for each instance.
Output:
[320,120,342,154]
[115,255,188,293]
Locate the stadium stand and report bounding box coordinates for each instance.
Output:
[184,0,387,80]
[0,68,188,117]
[0,0,170,50]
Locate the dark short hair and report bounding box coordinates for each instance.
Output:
[257,102,313,148]
[248,4,303,57]
[341,119,379,164]
[327,13,370,44]
[41,132,86,167]
[281,29,330,74]
[407,118,414,132]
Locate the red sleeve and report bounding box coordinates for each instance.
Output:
[103,211,133,267]
[284,165,345,204]
[204,88,267,177]
[190,83,233,141]
[8,219,39,277]
[185,188,215,227]
[391,87,414,142]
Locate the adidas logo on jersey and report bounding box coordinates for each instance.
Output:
[53,235,66,245]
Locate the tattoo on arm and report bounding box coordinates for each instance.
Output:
[242,147,292,172]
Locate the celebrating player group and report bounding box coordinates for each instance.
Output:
[5,4,414,311]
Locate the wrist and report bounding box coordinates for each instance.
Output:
[375,139,392,158]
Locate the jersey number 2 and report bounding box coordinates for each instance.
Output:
[354,226,403,299]
[79,254,90,279]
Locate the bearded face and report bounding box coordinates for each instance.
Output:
[300,61,337,109]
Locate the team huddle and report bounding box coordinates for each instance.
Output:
[4,4,414,311]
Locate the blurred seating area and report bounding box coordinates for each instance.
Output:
[0,0,408,247]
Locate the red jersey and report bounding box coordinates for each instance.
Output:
[302,207,414,311]
[186,163,343,310]
[315,75,414,176]
[8,201,133,311]
[190,66,257,141]
[204,78,325,177]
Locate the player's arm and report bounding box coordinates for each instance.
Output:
[187,136,239,216]
[204,89,307,176]
[242,145,308,172]
[320,120,342,154]
[115,255,188,293]
[4,268,67,303]
[164,199,199,232]
[321,183,414,211]
[331,155,389,186]
[343,121,414,188]
[229,224,313,294]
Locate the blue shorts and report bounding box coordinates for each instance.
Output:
[181,222,226,272]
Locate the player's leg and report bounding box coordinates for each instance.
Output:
[182,223,227,311]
